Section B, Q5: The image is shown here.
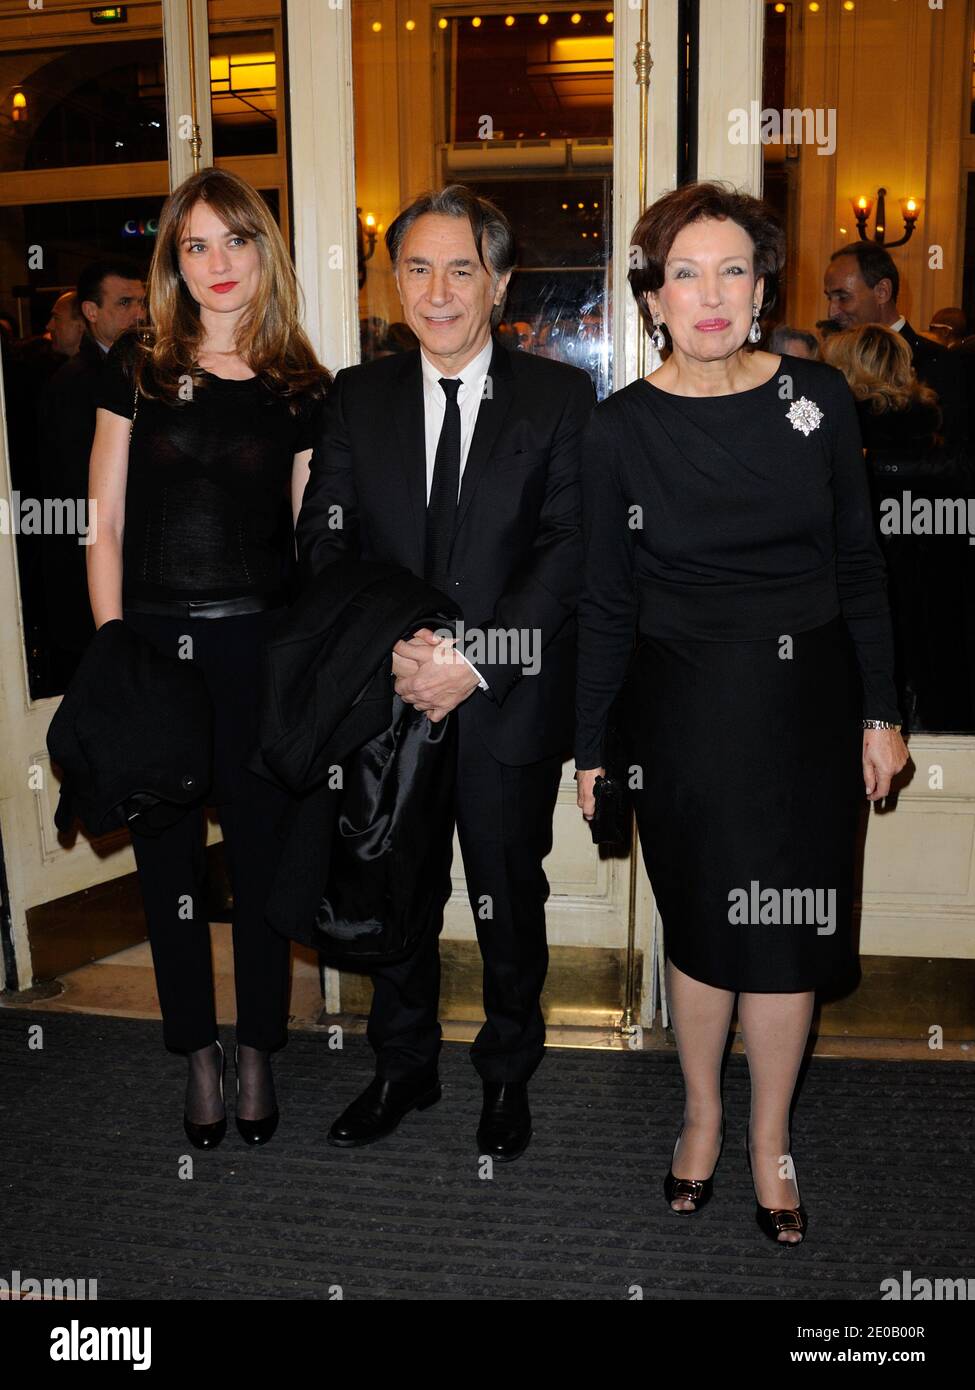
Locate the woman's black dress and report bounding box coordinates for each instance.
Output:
[575,356,901,994]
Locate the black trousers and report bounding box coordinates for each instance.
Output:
[123,608,293,1054]
[367,720,564,1084]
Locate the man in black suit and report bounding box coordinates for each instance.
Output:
[295,185,595,1160]
[824,241,973,729]
[38,259,145,686]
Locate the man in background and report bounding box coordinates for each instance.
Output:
[38,258,145,686]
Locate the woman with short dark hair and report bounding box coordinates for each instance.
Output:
[575,181,907,1244]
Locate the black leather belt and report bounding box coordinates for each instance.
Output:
[123,593,285,619]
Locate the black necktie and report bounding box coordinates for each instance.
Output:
[425,376,462,586]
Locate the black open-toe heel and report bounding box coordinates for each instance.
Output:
[663,1118,724,1214]
[234,1044,279,1146]
[183,1039,226,1150]
[745,1130,807,1245]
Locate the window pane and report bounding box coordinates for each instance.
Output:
[209,19,280,158]
[353,3,614,400]
[764,0,975,734]
[0,37,166,173]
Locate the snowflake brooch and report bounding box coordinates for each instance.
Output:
[786,396,823,436]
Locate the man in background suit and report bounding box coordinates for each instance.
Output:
[823,241,968,456]
[295,184,595,1160]
[38,259,145,685]
[824,241,973,729]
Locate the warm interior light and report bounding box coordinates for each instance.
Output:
[571,11,582,21]
[371,20,382,32]
[808,2,819,10]
[438,17,448,29]
[539,12,549,24]
[365,213,376,228]
[405,19,416,31]
[471,16,481,27]
[605,11,614,22]
[209,47,276,129]
[505,14,515,25]
[549,35,614,61]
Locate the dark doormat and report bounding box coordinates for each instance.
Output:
[1,1008,971,1300]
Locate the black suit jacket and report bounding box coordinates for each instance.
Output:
[899,321,970,458]
[295,338,596,765]
[37,333,107,652]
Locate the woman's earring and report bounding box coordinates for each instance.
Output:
[747,304,762,344]
[651,315,666,352]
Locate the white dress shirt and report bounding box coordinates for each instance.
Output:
[890,315,906,333]
[418,337,495,690]
[419,336,494,501]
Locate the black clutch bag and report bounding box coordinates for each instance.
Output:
[586,669,634,846]
[588,772,630,846]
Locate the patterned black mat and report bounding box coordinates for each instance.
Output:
[1,1008,972,1300]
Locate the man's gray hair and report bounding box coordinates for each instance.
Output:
[385,184,516,328]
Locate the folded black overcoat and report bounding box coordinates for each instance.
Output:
[47,618,213,838]
[250,560,462,966]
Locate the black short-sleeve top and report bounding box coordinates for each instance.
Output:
[95,335,326,603]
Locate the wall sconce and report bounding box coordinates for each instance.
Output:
[356,209,379,291]
[851,188,920,248]
[362,213,377,260]
[11,89,27,122]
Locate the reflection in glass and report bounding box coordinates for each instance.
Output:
[354,4,614,400]
[209,29,278,157]
[0,198,160,699]
[762,0,975,733]
[0,40,166,173]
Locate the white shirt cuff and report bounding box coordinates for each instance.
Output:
[456,648,489,690]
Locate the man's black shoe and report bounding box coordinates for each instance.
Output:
[476,1080,532,1162]
[327,1073,441,1148]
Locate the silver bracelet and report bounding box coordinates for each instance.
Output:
[862,719,901,731]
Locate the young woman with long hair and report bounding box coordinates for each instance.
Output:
[87,167,331,1149]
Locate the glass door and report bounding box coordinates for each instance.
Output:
[286,0,689,1030]
[0,0,291,991]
